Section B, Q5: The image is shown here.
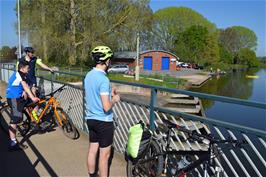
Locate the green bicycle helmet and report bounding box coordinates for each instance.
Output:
[91,46,113,63]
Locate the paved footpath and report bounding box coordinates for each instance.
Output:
[0,126,127,177]
[0,81,127,177]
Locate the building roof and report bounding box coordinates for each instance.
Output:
[114,52,137,59]
[114,50,179,60]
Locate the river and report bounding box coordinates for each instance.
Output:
[190,68,266,131]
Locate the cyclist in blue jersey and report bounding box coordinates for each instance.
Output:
[85,46,120,177]
[6,60,40,151]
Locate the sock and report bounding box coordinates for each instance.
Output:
[10,138,17,146]
[88,172,98,177]
[32,110,39,122]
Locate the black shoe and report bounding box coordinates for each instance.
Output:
[8,143,28,151]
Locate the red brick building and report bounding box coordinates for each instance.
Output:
[112,50,178,71]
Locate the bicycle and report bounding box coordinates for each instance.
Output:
[126,118,246,177]
[0,85,79,140]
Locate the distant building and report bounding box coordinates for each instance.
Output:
[112,50,178,71]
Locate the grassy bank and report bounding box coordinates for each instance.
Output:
[37,72,187,89]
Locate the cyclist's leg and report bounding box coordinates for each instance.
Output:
[87,119,100,176]
[98,121,114,177]
[88,142,100,176]
[7,98,27,150]
[99,145,112,177]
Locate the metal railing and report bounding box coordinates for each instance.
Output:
[1,63,265,177]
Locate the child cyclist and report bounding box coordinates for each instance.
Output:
[6,60,39,151]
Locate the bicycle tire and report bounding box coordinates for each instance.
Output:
[0,105,31,137]
[127,139,164,177]
[54,107,79,140]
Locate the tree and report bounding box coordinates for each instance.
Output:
[236,48,259,67]
[231,26,257,51]
[0,46,17,60]
[219,26,257,56]
[18,0,153,66]
[151,7,216,51]
[175,25,219,65]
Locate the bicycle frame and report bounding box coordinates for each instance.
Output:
[26,95,64,126]
[133,140,211,177]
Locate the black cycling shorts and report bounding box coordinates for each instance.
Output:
[86,119,114,148]
[7,98,27,124]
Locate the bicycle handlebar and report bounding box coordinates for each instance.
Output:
[45,85,66,97]
[160,118,246,146]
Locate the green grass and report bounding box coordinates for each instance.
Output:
[37,71,187,89]
[109,73,186,89]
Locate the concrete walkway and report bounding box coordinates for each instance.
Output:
[0,126,127,177]
[0,81,127,177]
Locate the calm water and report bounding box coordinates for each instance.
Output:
[190,69,266,131]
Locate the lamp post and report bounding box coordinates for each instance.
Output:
[135,32,140,81]
[17,0,21,58]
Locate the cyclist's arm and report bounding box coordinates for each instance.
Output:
[101,94,120,112]
[36,58,53,72]
[21,81,39,102]
[100,80,120,112]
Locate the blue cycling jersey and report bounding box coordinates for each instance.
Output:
[84,68,113,122]
[6,71,27,98]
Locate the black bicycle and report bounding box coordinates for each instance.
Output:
[126,118,246,177]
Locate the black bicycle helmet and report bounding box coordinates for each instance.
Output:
[91,46,113,64]
[24,47,35,53]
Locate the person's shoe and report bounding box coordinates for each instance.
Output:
[8,143,28,151]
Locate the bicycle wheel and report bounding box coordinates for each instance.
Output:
[0,105,31,136]
[127,139,164,177]
[54,107,79,140]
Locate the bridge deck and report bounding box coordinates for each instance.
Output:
[0,81,127,177]
[0,126,126,177]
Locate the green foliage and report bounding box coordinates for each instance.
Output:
[231,26,257,51]
[175,25,219,65]
[219,44,233,64]
[151,7,216,52]
[0,46,17,60]
[19,0,153,66]
[235,48,259,67]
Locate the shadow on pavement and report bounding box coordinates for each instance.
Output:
[0,126,58,177]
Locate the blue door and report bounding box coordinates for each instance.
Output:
[161,57,170,70]
[143,57,152,70]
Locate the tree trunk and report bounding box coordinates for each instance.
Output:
[69,0,77,66]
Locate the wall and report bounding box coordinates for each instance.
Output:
[140,51,176,71]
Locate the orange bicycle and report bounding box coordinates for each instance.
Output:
[0,85,79,140]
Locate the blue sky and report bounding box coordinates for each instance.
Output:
[0,0,265,56]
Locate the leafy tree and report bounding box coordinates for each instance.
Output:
[18,0,153,66]
[219,44,233,64]
[0,46,17,60]
[151,7,216,51]
[175,25,219,65]
[231,26,257,51]
[236,48,259,67]
[219,28,240,55]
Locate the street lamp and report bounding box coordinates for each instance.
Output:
[135,32,140,81]
[17,0,21,58]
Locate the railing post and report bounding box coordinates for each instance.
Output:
[82,76,87,132]
[149,88,157,131]
[51,73,54,93]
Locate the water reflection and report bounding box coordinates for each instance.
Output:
[190,69,266,130]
